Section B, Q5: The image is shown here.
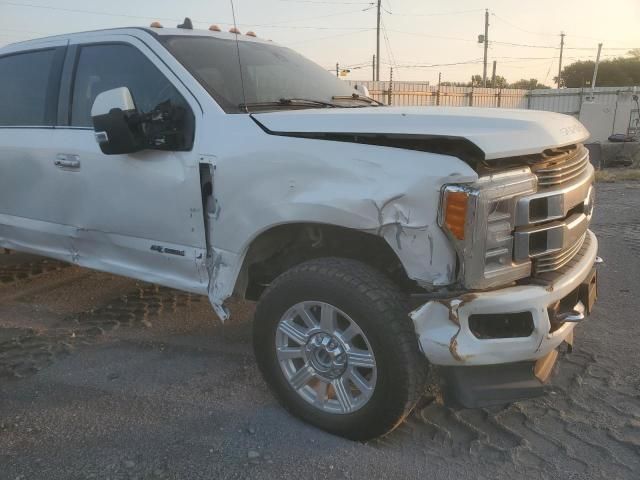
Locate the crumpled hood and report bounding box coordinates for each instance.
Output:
[252,106,590,160]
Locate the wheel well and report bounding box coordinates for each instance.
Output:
[234,223,419,301]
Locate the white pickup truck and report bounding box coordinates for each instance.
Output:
[0,22,599,440]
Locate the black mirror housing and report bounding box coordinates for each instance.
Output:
[90,87,193,155]
[91,87,143,155]
[92,108,144,155]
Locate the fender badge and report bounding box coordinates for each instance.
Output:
[151,245,185,257]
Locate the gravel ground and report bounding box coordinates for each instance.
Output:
[1,182,639,480]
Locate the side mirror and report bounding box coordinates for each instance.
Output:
[91,87,144,155]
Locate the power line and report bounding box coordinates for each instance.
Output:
[0,1,377,32]
[2,0,637,71]
[492,40,559,49]
[491,40,635,51]
[251,6,374,27]
[386,29,476,43]
[342,61,373,68]
[386,8,484,17]
[322,59,372,69]
[380,16,397,68]
[382,53,624,70]
[331,50,624,76]
[279,0,374,4]
[0,0,187,22]
[491,13,555,37]
[564,46,633,51]
[392,59,485,69]
[287,29,371,45]
[0,26,49,35]
[239,25,373,31]
[342,31,636,52]
[543,57,555,84]
[491,12,636,47]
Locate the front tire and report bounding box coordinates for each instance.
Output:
[253,257,427,440]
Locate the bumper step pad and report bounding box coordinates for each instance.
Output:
[440,353,559,408]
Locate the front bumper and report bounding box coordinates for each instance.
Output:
[410,229,598,367]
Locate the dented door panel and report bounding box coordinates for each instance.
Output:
[45,34,209,293]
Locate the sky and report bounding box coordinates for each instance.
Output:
[0,0,638,86]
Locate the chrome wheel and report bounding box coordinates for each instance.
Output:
[275,301,377,414]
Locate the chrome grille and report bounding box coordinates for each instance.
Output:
[534,231,593,283]
[531,145,589,188]
[533,232,587,274]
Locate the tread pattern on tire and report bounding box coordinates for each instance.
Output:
[254,256,428,440]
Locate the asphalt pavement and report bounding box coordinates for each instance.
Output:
[1,182,639,480]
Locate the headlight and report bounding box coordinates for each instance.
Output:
[440,168,538,289]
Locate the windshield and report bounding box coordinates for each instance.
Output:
[161,36,358,113]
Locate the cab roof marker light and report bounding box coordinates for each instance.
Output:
[177,17,193,30]
[150,21,163,28]
[245,31,257,37]
[209,24,221,32]
[229,27,241,34]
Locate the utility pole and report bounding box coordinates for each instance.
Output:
[482,9,489,87]
[336,62,339,78]
[376,0,381,81]
[592,43,603,90]
[388,66,393,105]
[491,60,496,88]
[557,32,565,88]
[372,54,376,82]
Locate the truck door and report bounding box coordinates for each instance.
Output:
[47,35,209,293]
[0,40,72,258]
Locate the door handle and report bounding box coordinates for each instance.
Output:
[54,154,80,170]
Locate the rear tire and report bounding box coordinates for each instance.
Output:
[253,257,428,440]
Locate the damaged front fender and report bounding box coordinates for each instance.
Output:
[198,124,478,320]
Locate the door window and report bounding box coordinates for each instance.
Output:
[0,49,57,126]
[70,43,189,127]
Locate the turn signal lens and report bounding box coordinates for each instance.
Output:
[444,191,469,240]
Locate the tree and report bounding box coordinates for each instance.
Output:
[560,57,640,87]
[439,76,550,90]
[441,75,482,87]
[440,81,472,87]
[486,75,507,88]
[509,78,551,90]
[471,74,483,87]
[628,48,640,59]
